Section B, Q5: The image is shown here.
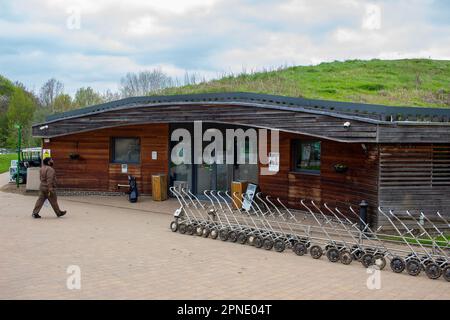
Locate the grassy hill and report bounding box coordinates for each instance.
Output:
[161,59,450,108]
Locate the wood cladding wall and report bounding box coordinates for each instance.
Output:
[41,121,449,224]
[378,144,450,222]
[259,132,379,223]
[42,124,169,194]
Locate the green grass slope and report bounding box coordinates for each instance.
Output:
[0,154,17,174]
[161,59,450,108]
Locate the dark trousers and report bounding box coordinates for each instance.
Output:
[33,189,62,215]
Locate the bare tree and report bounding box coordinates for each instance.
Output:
[39,78,64,112]
[183,71,199,86]
[119,69,173,97]
[102,89,122,102]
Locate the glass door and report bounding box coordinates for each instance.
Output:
[196,162,215,194]
[195,163,232,194]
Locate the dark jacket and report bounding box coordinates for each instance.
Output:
[39,165,57,192]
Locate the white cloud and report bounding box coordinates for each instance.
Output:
[362,4,382,30]
[0,0,449,95]
[127,16,170,36]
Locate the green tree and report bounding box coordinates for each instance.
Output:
[0,114,8,147]
[53,94,73,113]
[0,76,16,147]
[74,87,103,108]
[6,87,37,148]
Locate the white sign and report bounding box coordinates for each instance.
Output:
[268,152,279,173]
[242,183,257,212]
[152,151,157,160]
[121,164,128,173]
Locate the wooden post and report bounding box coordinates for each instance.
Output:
[231,181,248,209]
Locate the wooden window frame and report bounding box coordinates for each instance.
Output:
[291,139,321,175]
[110,137,141,164]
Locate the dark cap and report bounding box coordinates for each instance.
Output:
[43,157,52,166]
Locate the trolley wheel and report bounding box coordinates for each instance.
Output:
[374,254,387,270]
[186,224,195,235]
[293,242,307,256]
[351,245,363,261]
[443,266,450,282]
[302,238,311,248]
[421,256,432,267]
[196,226,203,236]
[274,239,286,253]
[425,263,442,280]
[339,251,353,265]
[202,227,210,238]
[219,229,229,241]
[390,257,406,273]
[435,257,447,266]
[263,238,274,250]
[353,250,364,261]
[310,245,323,259]
[247,235,255,246]
[228,231,238,243]
[361,253,375,268]
[210,228,218,240]
[326,247,340,263]
[406,259,421,276]
[237,232,247,245]
[253,236,263,249]
[170,221,178,232]
[178,223,187,234]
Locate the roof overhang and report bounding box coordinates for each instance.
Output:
[32,92,450,143]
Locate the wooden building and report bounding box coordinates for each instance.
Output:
[32,92,450,226]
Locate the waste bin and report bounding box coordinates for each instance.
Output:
[152,174,168,201]
[26,167,40,191]
[231,181,248,209]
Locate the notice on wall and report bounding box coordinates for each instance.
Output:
[268,152,279,173]
[42,149,51,159]
[121,164,128,174]
[152,151,158,160]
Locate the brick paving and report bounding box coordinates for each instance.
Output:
[0,182,449,299]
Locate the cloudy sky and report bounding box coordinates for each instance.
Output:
[1,0,449,95]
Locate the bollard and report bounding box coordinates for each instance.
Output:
[359,200,369,232]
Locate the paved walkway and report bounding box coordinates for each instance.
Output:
[0,181,449,299]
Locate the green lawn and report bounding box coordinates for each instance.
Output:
[160,59,450,108]
[380,234,450,247]
[0,154,17,174]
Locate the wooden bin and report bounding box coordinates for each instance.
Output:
[231,181,248,209]
[152,174,168,201]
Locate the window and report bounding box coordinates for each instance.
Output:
[111,137,140,164]
[292,140,321,173]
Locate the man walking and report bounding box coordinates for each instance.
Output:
[32,157,67,219]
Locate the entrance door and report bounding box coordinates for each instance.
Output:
[169,122,257,196]
[196,163,214,194]
[195,163,232,194]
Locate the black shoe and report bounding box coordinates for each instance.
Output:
[32,213,41,219]
[57,211,67,218]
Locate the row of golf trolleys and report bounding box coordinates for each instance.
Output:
[169,187,450,282]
